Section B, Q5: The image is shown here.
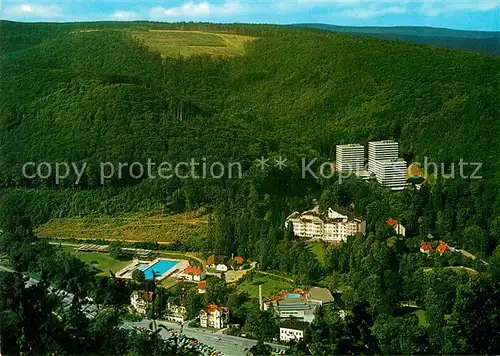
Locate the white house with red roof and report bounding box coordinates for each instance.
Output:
[199,303,229,329]
[178,264,205,282]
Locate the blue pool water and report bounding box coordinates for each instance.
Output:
[142,259,179,279]
[286,293,301,299]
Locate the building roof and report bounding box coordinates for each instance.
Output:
[184,265,202,275]
[205,303,228,313]
[198,281,206,289]
[308,287,334,303]
[206,255,215,266]
[133,291,154,302]
[234,256,244,264]
[420,242,433,251]
[386,218,399,228]
[436,242,449,254]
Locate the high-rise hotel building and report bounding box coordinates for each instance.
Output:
[368,140,399,171]
[372,158,408,190]
[368,140,407,190]
[336,144,365,173]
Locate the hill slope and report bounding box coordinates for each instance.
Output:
[294,24,500,55]
[0,22,499,213]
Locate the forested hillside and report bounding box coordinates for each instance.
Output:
[2,21,500,355]
[295,23,500,55]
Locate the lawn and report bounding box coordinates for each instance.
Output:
[236,273,293,299]
[130,30,256,58]
[36,211,209,243]
[308,241,327,265]
[60,246,131,276]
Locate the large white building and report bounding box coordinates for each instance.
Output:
[368,140,407,190]
[372,158,408,190]
[336,144,365,173]
[368,140,399,172]
[285,206,365,242]
[280,327,305,342]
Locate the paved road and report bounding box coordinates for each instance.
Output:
[124,320,287,356]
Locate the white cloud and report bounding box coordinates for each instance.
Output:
[111,11,141,21]
[341,4,406,18]
[3,3,63,19]
[150,1,244,19]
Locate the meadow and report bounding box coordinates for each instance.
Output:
[36,211,209,243]
[130,30,255,58]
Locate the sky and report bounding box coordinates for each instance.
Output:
[1,0,499,31]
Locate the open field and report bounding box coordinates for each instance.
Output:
[36,212,209,243]
[59,246,132,276]
[308,241,327,265]
[130,30,256,58]
[236,273,294,299]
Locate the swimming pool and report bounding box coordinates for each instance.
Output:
[286,293,302,299]
[142,259,179,279]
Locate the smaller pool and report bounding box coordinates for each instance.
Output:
[136,264,149,271]
[286,293,301,299]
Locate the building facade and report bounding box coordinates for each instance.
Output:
[285,206,365,242]
[280,327,305,342]
[336,144,365,173]
[368,140,399,172]
[130,291,154,315]
[199,304,229,329]
[165,302,187,323]
[372,158,408,190]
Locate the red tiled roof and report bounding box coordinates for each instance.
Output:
[234,256,244,264]
[436,242,449,254]
[139,291,154,302]
[198,281,206,289]
[420,242,433,251]
[185,265,202,275]
[206,303,227,313]
[386,218,398,228]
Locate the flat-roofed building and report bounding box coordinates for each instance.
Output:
[336,144,365,173]
[368,140,399,173]
[373,158,408,190]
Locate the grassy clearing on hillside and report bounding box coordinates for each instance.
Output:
[130,30,255,58]
[236,274,293,299]
[59,246,131,276]
[308,241,327,265]
[36,212,209,243]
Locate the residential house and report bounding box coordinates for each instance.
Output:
[436,242,449,255]
[199,304,229,329]
[165,301,187,323]
[206,255,215,268]
[285,206,365,242]
[179,265,206,282]
[420,242,433,255]
[130,291,154,315]
[386,218,406,236]
[216,264,228,272]
[198,281,206,294]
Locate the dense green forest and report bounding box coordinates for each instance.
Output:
[295,23,500,55]
[1,21,500,354]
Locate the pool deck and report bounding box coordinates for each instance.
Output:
[116,258,190,281]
